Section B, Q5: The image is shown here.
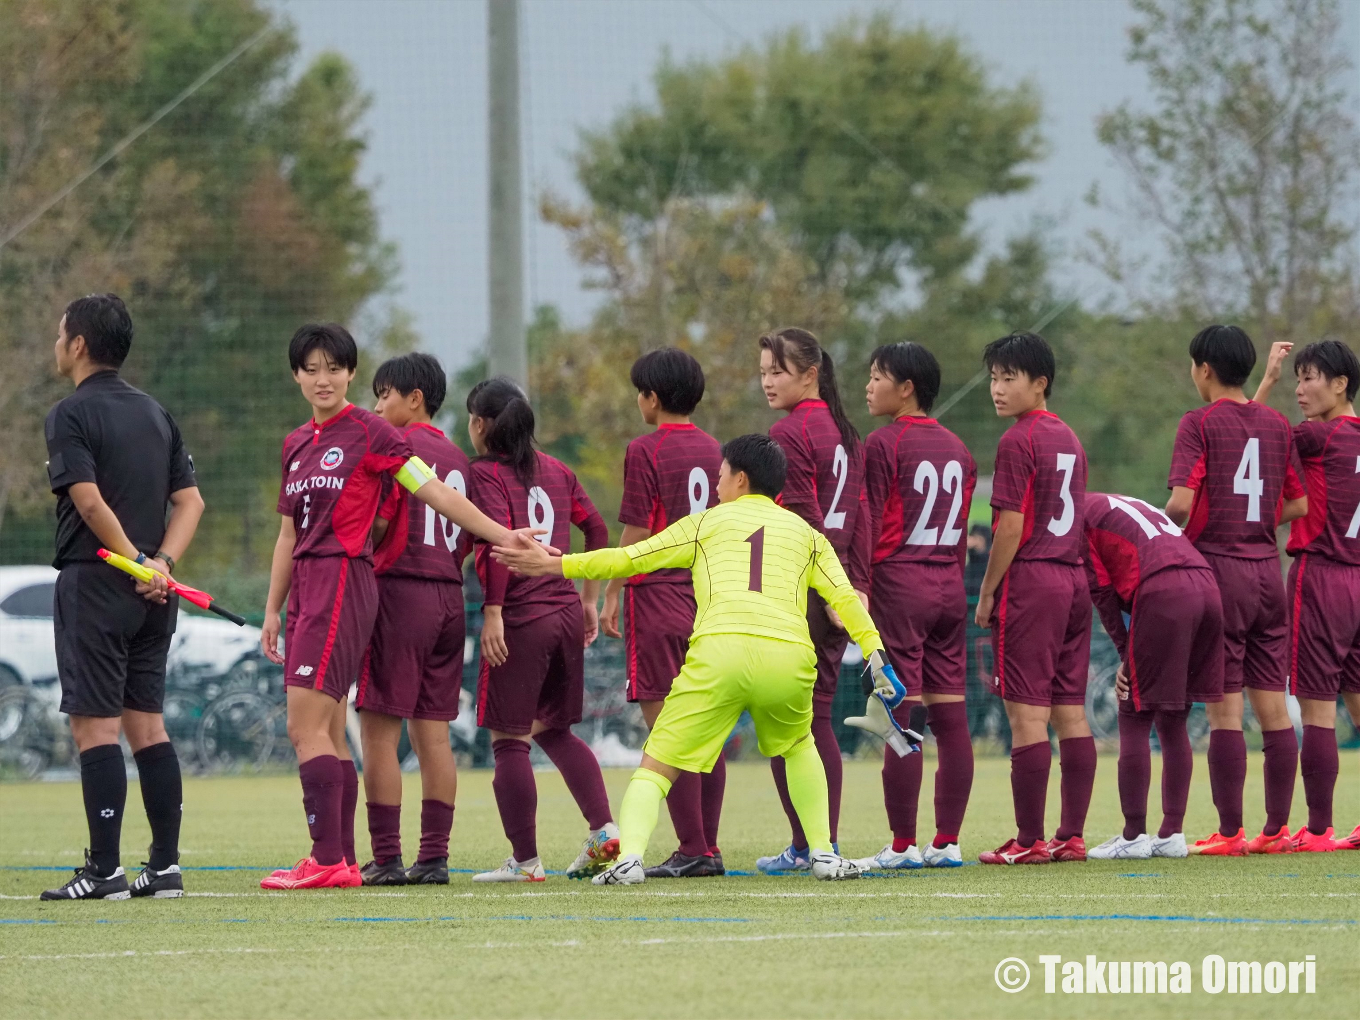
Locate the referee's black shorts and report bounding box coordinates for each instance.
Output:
[54,563,178,718]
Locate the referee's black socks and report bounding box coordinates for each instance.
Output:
[80,744,127,875]
[134,742,183,870]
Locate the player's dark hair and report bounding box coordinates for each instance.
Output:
[630,347,706,416]
[759,327,859,450]
[982,331,1055,398]
[63,293,133,369]
[372,352,447,415]
[288,322,359,374]
[1293,339,1359,403]
[870,342,941,414]
[722,433,787,498]
[1188,324,1255,388]
[466,376,537,487]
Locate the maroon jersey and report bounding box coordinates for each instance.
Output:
[470,451,609,626]
[1168,399,1304,559]
[991,409,1088,565]
[1084,492,1209,604]
[1287,416,1360,565]
[864,416,977,569]
[277,404,412,560]
[770,398,869,588]
[618,423,721,586]
[374,422,472,581]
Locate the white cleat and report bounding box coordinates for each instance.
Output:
[566,822,621,879]
[1088,833,1153,860]
[855,844,923,871]
[921,842,963,868]
[1149,832,1188,858]
[591,854,645,885]
[472,856,546,883]
[810,849,863,881]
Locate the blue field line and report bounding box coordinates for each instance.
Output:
[948,913,1356,925]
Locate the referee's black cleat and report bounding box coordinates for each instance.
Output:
[360,857,409,886]
[709,850,725,876]
[643,850,724,879]
[130,863,184,898]
[40,852,130,901]
[404,857,449,885]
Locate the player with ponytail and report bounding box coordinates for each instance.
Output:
[754,328,871,872]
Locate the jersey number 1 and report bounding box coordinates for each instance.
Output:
[746,527,765,592]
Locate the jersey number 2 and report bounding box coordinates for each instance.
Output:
[824,445,849,530]
[906,460,966,546]
[1347,456,1360,540]
[746,527,765,592]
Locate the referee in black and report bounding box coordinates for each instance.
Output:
[40,294,205,901]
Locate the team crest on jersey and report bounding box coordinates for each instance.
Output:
[319,447,344,470]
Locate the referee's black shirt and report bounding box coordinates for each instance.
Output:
[44,370,196,568]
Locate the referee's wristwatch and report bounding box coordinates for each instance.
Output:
[154,551,176,574]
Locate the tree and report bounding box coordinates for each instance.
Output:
[0,0,399,586]
[1092,0,1360,347]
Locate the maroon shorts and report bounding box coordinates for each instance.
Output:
[990,559,1091,707]
[1125,567,1224,711]
[808,589,850,706]
[624,582,695,702]
[285,556,379,702]
[477,602,584,735]
[1200,552,1286,694]
[871,560,966,697]
[1287,553,1360,700]
[356,576,465,721]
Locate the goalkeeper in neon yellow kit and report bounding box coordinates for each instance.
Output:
[491,434,912,884]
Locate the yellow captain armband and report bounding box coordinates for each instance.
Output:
[396,456,437,494]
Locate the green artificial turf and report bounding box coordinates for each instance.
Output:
[2,753,1357,1019]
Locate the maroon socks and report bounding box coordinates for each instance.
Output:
[491,738,538,861]
[882,735,923,844]
[419,799,454,862]
[927,701,973,842]
[367,802,402,863]
[299,755,344,866]
[1154,708,1192,838]
[1261,727,1298,835]
[339,759,359,865]
[1118,712,1154,840]
[1207,728,1247,836]
[702,754,726,852]
[1056,735,1097,841]
[667,770,709,858]
[1011,741,1051,846]
[533,727,612,830]
[1301,724,1339,835]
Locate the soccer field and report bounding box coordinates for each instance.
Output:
[2,754,1357,1019]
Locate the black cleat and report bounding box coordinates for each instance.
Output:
[709,850,725,876]
[404,857,449,885]
[40,852,130,901]
[643,850,724,879]
[130,863,184,898]
[360,857,408,886]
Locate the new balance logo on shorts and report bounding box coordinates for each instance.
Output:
[295,665,314,677]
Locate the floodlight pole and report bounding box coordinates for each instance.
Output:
[487,0,526,390]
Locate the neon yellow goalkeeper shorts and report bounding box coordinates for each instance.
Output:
[643,634,818,772]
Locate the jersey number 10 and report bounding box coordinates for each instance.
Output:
[423,468,467,550]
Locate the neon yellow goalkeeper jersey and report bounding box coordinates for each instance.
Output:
[562,494,882,655]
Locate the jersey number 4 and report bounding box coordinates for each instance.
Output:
[905,460,966,546]
[1233,438,1265,522]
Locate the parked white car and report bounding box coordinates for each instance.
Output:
[0,565,260,691]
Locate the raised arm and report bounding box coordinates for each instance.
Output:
[1252,342,1293,404]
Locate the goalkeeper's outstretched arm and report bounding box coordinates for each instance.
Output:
[493,514,701,579]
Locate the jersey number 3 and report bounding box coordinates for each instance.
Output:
[1047,453,1077,536]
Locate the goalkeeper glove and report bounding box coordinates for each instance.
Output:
[868,649,907,709]
[844,696,927,758]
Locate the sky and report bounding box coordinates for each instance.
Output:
[275,0,1360,370]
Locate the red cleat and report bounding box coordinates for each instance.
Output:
[979,838,1051,865]
[1246,826,1293,854]
[1188,829,1249,856]
[1045,836,1086,862]
[1290,827,1336,853]
[346,862,363,888]
[259,858,351,890]
[1333,824,1360,850]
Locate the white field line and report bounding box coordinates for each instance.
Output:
[0,947,276,963]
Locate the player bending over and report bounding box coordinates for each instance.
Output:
[974,332,1097,865]
[856,342,977,870]
[756,328,871,873]
[600,348,726,878]
[259,325,535,891]
[1165,325,1307,856]
[1083,492,1225,859]
[465,378,618,883]
[1255,339,1360,852]
[494,434,906,885]
[355,353,471,885]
